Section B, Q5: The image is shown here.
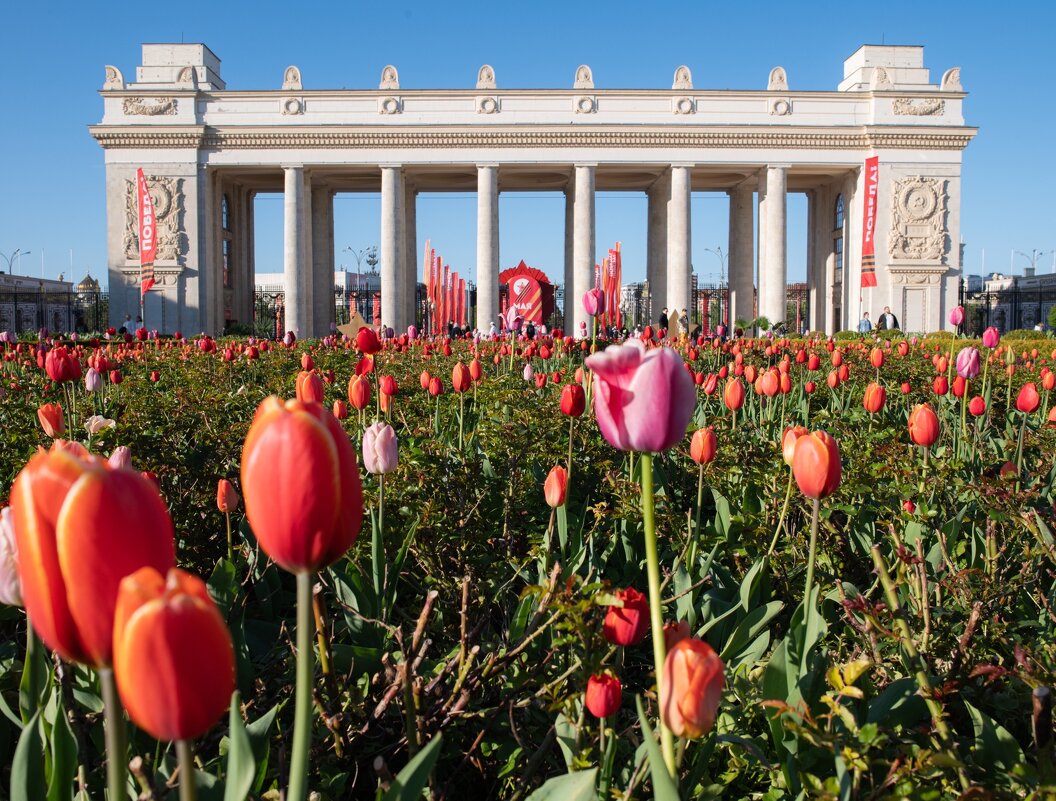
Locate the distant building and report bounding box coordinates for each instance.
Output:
[0,274,76,333]
[971,270,1056,332]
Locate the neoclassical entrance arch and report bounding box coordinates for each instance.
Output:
[92,44,974,336]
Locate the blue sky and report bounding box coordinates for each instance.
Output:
[1,1,1053,289]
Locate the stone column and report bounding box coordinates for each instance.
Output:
[564,177,574,328]
[245,189,256,327]
[404,182,418,331]
[727,183,755,330]
[572,164,596,337]
[380,165,402,334]
[647,173,668,326]
[311,183,332,337]
[666,165,692,324]
[282,165,306,338]
[760,165,788,328]
[476,164,499,334]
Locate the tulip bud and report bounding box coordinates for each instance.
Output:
[379,375,398,396]
[792,430,842,499]
[332,399,348,420]
[582,288,605,318]
[955,347,980,380]
[560,384,586,417]
[362,422,398,475]
[217,478,240,513]
[428,376,443,397]
[660,638,724,739]
[37,402,65,438]
[452,362,471,393]
[903,500,916,514]
[0,508,23,607]
[908,404,940,447]
[602,587,649,646]
[85,367,102,393]
[543,465,567,508]
[348,375,371,410]
[295,370,325,404]
[968,396,986,417]
[419,370,431,390]
[689,427,717,465]
[1016,383,1041,414]
[869,348,884,369]
[584,672,622,719]
[108,446,133,470]
[723,378,745,412]
[949,305,965,326]
[982,327,1000,349]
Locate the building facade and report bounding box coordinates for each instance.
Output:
[91,43,974,337]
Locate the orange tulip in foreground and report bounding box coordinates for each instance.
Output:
[791,430,842,499]
[908,403,940,447]
[37,402,65,438]
[11,441,176,666]
[347,374,371,410]
[660,637,724,739]
[544,465,567,508]
[689,427,717,465]
[723,377,745,412]
[863,382,886,414]
[241,397,363,574]
[113,567,235,741]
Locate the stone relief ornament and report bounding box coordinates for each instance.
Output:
[103,65,124,91]
[672,96,695,115]
[672,66,693,90]
[283,66,302,91]
[769,98,792,116]
[889,176,947,262]
[767,66,788,91]
[281,97,304,115]
[123,176,185,262]
[378,96,402,115]
[573,96,597,114]
[941,67,963,92]
[476,65,496,90]
[476,96,499,114]
[574,65,594,89]
[892,97,945,116]
[176,66,198,89]
[379,65,400,90]
[123,97,177,116]
[871,66,893,90]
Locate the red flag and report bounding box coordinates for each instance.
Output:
[442,264,450,330]
[136,168,157,296]
[458,277,466,327]
[451,271,460,328]
[861,156,879,289]
[614,243,623,329]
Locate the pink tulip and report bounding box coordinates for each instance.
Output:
[982,327,1000,349]
[585,339,696,452]
[955,346,980,380]
[583,288,605,317]
[362,422,398,475]
[949,305,964,327]
[108,446,133,470]
[85,367,102,393]
[0,508,22,607]
[523,363,534,382]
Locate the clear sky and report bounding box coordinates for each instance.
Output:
[1,0,1053,290]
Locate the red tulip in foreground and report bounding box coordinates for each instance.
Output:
[660,637,724,739]
[113,567,235,741]
[11,441,176,666]
[584,339,696,453]
[603,587,649,646]
[1017,382,1040,414]
[791,430,842,500]
[585,672,622,719]
[241,397,363,573]
[908,404,940,448]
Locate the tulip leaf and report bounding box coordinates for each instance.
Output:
[45,693,78,801]
[11,710,45,801]
[965,701,1024,774]
[634,696,681,801]
[244,702,279,794]
[524,768,599,801]
[380,733,442,801]
[224,692,255,801]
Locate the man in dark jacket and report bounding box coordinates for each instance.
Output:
[659,307,669,330]
[875,306,899,331]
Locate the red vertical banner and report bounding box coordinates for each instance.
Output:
[442,265,450,329]
[458,277,466,327]
[605,248,618,328]
[136,168,157,296]
[614,243,623,329]
[594,263,601,291]
[860,156,879,289]
[430,251,439,334]
[423,239,431,328]
[451,271,460,328]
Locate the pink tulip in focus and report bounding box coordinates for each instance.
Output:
[955,347,980,380]
[585,339,696,453]
[949,305,964,327]
[362,422,398,475]
[583,288,604,317]
[982,327,1000,349]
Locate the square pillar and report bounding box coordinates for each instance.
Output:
[647,173,669,327]
[380,164,402,334]
[666,165,692,327]
[282,165,307,339]
[571,164,596,337]
[727,182,755,331]
[476,164,499,334]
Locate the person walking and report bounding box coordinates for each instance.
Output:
[858,312,872,334]
[679,308,689,337]
[658,307,669,331]
[875,306,899,331]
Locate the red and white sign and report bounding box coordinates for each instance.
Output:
[136,168,157,296]
[509,275,543,323]
[860,156,879,289]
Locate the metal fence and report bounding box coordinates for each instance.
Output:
[963,283,1056,335]
[0,291,108,335]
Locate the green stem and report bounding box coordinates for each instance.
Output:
[768,469,795,558]
[100,668,127,801]
[287,572,315,801]
[225,511,233,562]
[803,497,820,611]
[689,462,704,572]
[459,390,465,451]
[177,740,197,801]
[566,415,575,490]
[1015,413,1028,494]
[640,453,677,778]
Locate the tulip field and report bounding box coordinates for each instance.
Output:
[1,320,1056,800]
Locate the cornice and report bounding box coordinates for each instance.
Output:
[89,125,977,152]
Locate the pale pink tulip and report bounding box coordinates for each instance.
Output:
[362,422,398,475]
[0,507,22,606]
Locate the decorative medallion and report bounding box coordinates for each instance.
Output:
[889,176,947,262]
[281,97,304,115]
[672,96,695,115]
[123,176,185,262]
[476,96,499,114]
[378,96,402,115]
[573,96,596,114]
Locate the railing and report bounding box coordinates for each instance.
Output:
[0,291,108,335]
[964,284,1056,335]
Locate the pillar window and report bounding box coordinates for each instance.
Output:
[833,194,845,282]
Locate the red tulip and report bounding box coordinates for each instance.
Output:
[807,354,820,371]
[781,426,809,466]
[1016,383,1041,414]
[968,396,986,417]
[908,404,940,447]
[660,637,724,739]
[300,352,314,371]
[347,375,371,410]
[295,370,324,404]
[469,359,483,382]
[11,441,176,666]
[379,375,398,396]
[544,465,567,508]
[805,381,816,394]
[113,567,235,741]
[584,672,622,719]
[355,327,381,355]
[869,348,884,369]
[689,427,717,465]
[901,382,912,395]
[932,376,949,396]
[216,479,240,513]
[332,399,348,420]
[428,376,443,397]
[240,397,363,573]
[560,384,585,417]
[863,382,886,414]
[110,370,123,385]
[603,587,649,646]
[723,378,745,412]
[452,362,471,393]
[419,370,431,390]
[792,430,842,499]
[37,402,65,438]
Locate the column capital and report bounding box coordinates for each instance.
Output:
[378,163,403,171]
[573,163,598,169]
[476,163,500,169]
[670,162,695,170]
[764,163,792,171]
[282,164,305,171]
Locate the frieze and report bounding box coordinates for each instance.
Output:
[123,176,185,262]
[123,97,177,116]
[888,176,947,262]
[892,97,945,116]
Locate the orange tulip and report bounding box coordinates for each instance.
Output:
[295,370,324,404]
[544,465,567,508]
[11,441,175,666]
[908,403,940,447]
[1016,383,1041,414]
[216,479,240,514]
[347,374,371,410]
[240,397,363,573]
[113,567,234,741]
[660,637,724,739]
[781,426,809,466]
[689,427,717,465]
[723,378,745,412]
[452,362,471,393]
[863,382,886,414]
[869,348,884,369]
[37,402,65,438]
[791,430,842,499]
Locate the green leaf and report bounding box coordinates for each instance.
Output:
[224,692,255,801]
[245,702,279,794]
[46,694,77,801]
[19,633,50,724]
[634,696,681,801]
[524,768,599,801]
[965,701,1025,774]
[11,711,45,801]
[381,734,443,801]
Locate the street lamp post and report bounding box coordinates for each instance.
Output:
[704,246,727,329]
[0,248,32,275]
[1015,249,1054,275]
